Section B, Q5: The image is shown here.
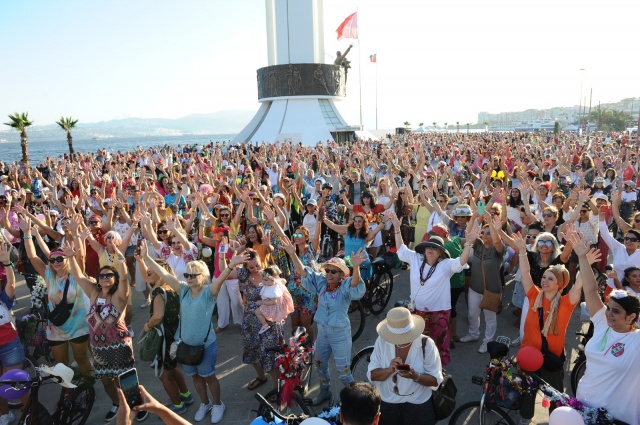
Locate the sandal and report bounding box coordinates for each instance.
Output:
[247,377,268,390]
[215,326,227,333]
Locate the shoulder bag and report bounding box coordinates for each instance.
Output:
[48,277,73,326]
[478,247,502,313]
[138,288,166,363]
[538,309,566,372]
[172,290,211,366]
[421,337,457,420]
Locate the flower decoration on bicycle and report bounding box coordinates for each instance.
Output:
[274,335,313,410]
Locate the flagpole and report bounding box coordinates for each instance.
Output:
[357,8,362,130]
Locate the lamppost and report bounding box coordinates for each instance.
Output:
[579,68,585,134]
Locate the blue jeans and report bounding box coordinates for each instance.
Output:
[314,324,353,389]
[182,340,217,378]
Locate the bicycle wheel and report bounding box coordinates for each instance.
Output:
[262,388,313,417]
[570,357,587,397]
[348,300,366,342]
[350,346,374,383]
[368,270,394,315]
[59,383,96,425]
[448,401,515,425]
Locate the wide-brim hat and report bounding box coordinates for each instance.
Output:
[414,236,450,258]
[453,204,472,216]
[376,307,425,346]
[40,364,77,389]
[319,257,350,277]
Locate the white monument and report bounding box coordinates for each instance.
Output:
[232,0,359,146]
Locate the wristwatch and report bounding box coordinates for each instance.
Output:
[413,372,421,382]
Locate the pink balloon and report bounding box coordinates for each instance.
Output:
[516,346,544,372]
[549,406,585,425]
[35,213,46,221]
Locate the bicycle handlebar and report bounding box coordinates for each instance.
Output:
[253,393,308,424]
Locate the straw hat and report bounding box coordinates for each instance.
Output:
[376,307,425,346]
[319,257,350,277]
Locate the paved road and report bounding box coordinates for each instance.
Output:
[11,267,585,424]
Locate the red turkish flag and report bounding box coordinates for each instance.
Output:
[336,12,358,40]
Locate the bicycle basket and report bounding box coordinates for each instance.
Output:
[491,369,523,410]
[381,251,400,269]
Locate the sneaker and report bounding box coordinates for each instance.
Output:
[478,342,488,354]
[511,336,521,346]
[459,334,479,343]
[211,402,225,424]
[180,392,194,405]
[136,410,149,422]
[194,402,212,422]
[140,298,151,308]
[0,411,14,425]
[258,324,270,334]
[105,405,119,422]
[170,403,187,415]
[128,326,135,338]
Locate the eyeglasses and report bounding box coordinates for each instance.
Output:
[526,234,538,239]
[184,273,201,279]
[325,269,342,275]
[624,236,639,243]
[480,231,491,236]
[49,256,66,263]
[537,240,554,247]
[542,213,555,218]
[98,273,115,279]
[158,229,169,235]
[293,233,304,238]
[392,373,415,397]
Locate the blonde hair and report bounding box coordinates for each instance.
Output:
[185,260,211,286]
[532,264,570,336]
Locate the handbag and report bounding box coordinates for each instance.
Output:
[173,290,211,366]
[138,288,166,363]
[478,247,502,313]
[538,309,566,372]
[421,337,457,420]
[48,277,73,327]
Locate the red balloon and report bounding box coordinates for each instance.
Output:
[516,346,544,372]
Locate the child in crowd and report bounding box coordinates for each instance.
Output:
[255,266,294,334]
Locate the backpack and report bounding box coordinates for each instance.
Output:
[138,288,167,376]
[420,336,457,420]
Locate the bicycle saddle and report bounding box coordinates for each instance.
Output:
[487,341,509,359]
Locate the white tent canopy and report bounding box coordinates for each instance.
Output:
[355,130,380,141]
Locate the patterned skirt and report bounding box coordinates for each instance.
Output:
[414,309,451,366]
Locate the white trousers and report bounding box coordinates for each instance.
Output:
[467,288,498,343]
[217,279,243,328]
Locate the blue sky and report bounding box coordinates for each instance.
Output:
[1,0,639,130]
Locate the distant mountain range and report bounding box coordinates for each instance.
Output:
[0,110,255,139]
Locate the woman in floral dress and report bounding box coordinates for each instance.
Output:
[224,248,285,392]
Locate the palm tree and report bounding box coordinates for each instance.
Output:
[418,122,424,127]
[432,121,437,129]
[456,121,460,133]
[444,122,448,130]
[466,123,471,134]
[588,106,608,131]
[403,121,411,127]
[56,116,79,160]
[4,112,34,165]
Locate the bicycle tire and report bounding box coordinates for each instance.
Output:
[350,346,374,383]
[59,383,96,425]
[368,270,394,315]
[570,357,587,397]
[448,401,515,425]
[348,300,366,342]
[262,388,313,417]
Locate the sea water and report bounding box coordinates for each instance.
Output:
[0,134,236,164]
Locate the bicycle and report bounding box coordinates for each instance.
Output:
[349,345,374,384]
[259,327,315,416]
[0,363,95,425]
[347,300,366,342]
[253,393,310,425]
[570,316,594,397]
[362,255,395,316]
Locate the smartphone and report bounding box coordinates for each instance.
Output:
[223,230,229,239]
[477,201,486,216]
[118,368,143,408]
[339,188,347,195]
[396,364,411,371]
[219,244,228,254]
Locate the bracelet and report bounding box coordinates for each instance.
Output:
[2,263,12,268]
[413,373,421,383]
[464,242,473,247]
[227,265,233,271]
[23,235,32,240]
[519,253,527,257]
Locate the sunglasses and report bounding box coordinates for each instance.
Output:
[293,233,304,238]
[89,221,100,225]
[325,269,342,275]
[171,241,182,246]
[392,374,415,397]
[184,273,201,279]
[220,214,230,218]
[580,210,588,214]
[542,213,555,218]
[49,256,66,263]
[624,236,639,243]
[526,234,538,239]
[537,240,554,247]
[480,231,491,236]
[437,200,447,203]
[158,229,169,235]
[98,273,115,279]
[634,219,640,223]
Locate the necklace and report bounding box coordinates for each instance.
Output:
[419,260,438,285]
[395,342,412,349]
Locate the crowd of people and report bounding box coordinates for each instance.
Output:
[0,130,638,425]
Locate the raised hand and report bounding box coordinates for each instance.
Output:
[512,232,527,251]
[18,216,32,232]
[585,248,602,265]
[0,243,11,264]
[566,231,589,257]
[62,240,76,257]
[466,222,481,244]
[229,251,250,267]
[350,248,367,268]
[281,237,296,256]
